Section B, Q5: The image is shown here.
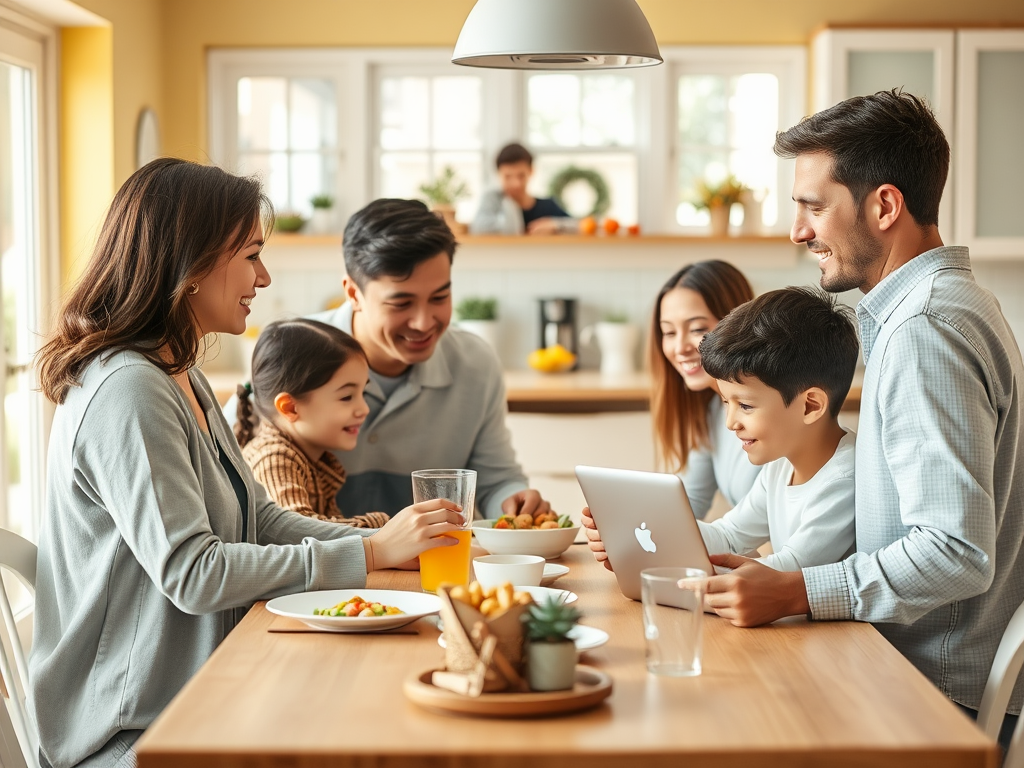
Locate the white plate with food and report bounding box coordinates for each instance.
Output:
[266,589,442,633]
[540,563,570,585]
[472,518,579,559]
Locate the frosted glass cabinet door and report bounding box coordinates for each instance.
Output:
[812,29,955,236]
[955,31,1024,258]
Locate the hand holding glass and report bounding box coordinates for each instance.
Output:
[413,469,476,592]
[641,567,707,676]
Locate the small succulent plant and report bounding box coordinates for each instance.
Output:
[523,595,582,643]
[456,297,498,321]
[310,193,335,209]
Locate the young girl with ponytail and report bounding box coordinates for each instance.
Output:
[236,319,389,528]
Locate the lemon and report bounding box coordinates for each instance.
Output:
[527,344,577,373]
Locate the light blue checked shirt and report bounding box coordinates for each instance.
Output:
[803,246,1024,712]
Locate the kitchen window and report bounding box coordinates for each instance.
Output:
[666,47,806,234]
[235,75,340,217]
[526,73,640,224]
[374,67,485,224]
[207,46,803,235]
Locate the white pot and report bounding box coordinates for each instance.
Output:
[309,208,335,235]
[458,319,500,352]
[709,204,731,237]
[739,190,763,236]
[580,322,639,375]
[526,640,577,692]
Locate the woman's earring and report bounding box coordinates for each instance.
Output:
[188,283,199,295]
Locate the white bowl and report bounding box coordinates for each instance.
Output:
[472,520,578,559]
[473,554,546,589]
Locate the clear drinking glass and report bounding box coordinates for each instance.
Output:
[412,469,476,593]
[640,567,708,677]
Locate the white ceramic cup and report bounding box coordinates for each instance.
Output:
[472,554,546,589]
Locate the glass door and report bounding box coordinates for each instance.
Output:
[1,18,50,549]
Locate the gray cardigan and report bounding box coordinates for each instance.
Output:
[29,351,371,768]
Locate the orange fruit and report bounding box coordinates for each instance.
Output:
[579,216,597,235]
[603,218,620,235]
[627,223,641,236]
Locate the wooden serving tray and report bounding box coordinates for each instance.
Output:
[403,665,612,718]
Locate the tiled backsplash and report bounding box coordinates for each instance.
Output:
[201,239,1024,375]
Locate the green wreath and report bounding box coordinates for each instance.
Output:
[548,165,611,218]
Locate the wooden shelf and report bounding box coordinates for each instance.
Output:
[266,232,794,247]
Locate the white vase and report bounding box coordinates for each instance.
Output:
[526,640,577,692]
[739,190,763,236]
[708,204,731,237]
[309,208,335,235]
[458,319,500,352]
[580,322,640,375]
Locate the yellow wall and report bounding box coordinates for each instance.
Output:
[158,0,1024,163]
[59,26,112,284]
[71,0,163,185]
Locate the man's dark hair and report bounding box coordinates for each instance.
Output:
[343,198,456,288]
[774,89,949,227]
[496,142,533,169]
[699,287,859,418]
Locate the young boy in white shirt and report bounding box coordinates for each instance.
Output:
[694,286,859,570]
[583,286,860,573]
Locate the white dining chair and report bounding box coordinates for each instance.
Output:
[978,599,1024,768]
[0,528,38,768]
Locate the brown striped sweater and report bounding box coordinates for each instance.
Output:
[241,422,390,528]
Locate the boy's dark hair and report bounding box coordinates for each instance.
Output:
[235,319,365,448]
[496,142,533,169]
[774,89,949,227]
[343,198,456,289]
[699,287,859,418]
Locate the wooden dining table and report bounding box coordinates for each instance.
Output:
[135,545,998,768]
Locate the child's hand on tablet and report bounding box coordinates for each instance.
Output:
[582,506,614,572]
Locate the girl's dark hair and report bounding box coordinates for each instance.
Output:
[774,88,949,227]
[235,319,366,448]
[37,158,273,404]
[699,287,859,417]
[649,260,754,472]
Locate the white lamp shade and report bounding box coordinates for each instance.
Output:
[452,0,663,70]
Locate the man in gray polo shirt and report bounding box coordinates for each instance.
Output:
[231,198,549,521]
[700,91,1024,746]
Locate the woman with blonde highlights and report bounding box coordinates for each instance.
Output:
[649,260,762,517]
[31,158,462,768]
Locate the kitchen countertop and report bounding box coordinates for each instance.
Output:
[204,369,863,414]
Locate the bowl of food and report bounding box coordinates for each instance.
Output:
[472,513,578,559]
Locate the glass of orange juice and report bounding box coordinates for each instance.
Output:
[413,469,476,593]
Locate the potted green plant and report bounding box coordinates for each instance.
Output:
[523,596,582,691]
[309,193,335,235]
[419,166,470,233]
[455,297,499,351]
[274,212,306,234]
[692,175,748,237]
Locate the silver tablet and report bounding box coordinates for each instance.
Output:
[575,465,715,601]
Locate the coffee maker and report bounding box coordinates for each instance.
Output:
[538,298,578,364]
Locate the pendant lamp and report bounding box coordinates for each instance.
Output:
[452,0,662,70]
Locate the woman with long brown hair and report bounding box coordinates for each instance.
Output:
[31,158,462,768]
[648,260,762,517]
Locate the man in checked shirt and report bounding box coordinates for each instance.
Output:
[702,89,1024,750]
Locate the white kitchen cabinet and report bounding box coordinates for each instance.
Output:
[812,29,956,237]
[814,27,1024,260]
[955,31,1024,259]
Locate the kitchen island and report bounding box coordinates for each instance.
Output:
[135,545,996,768]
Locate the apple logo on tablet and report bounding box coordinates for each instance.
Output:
[635,522,657,553]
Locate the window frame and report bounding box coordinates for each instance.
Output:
[660,46,807,235]
[208,46,805,235]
